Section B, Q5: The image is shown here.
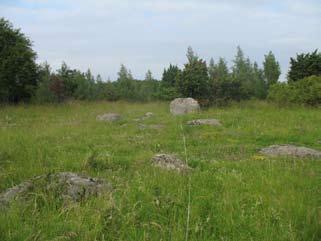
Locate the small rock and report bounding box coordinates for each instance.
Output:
[187,119,221,126]
[152,154,190,172]
[133,112,154,121]
[0,172,112,207]
[96,113,121,122]
[170,98,200,115]
[260,144,321,158]
[144,112,154,118]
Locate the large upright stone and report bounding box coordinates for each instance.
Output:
[170,98,200,115]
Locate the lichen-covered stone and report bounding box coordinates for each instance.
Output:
[0,172,112,207]
[170,98,200,115]
[152,154,190,172]
[260,144,321,158]
[187,119,221,126]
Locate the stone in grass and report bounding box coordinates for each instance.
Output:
[187,119,222,126]
[144,112,154,118]
[152,154,191,172]
[170,98,200,115]
[96,113,121,122]
[260,144,321,158]
[138,124,164,130]
[134,112,155,121]
[0,172,112,207]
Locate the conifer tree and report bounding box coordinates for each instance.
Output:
[263,51,281,87]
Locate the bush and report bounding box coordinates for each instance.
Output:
[268,75,321,106]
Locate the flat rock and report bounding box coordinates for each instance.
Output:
[170,98,200,115]
[139,124,164,130]
[0,172,112,207]
[187,119,221,126]
[152,154,190,172]
[133,112,154,121]
[96,113,121,122]
[144,112,154,118]
[260,144,321,158]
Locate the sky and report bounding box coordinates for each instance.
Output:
[1,0,321,81]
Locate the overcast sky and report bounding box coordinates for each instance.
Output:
[1,0,321,81]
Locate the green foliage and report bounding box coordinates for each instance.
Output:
[158,64,181,100]
[56,62,79,98]
[253,62,268,99]
[96,81,119,101]
[209,57,242,104]
[161,64,180,87]
[0,18,38,102]
[232,47,256,98]
[268,75,321,106]
[211,78,242,105]
[268,82,294,105]
[288,50,321,82]
[231,47,268,100]
[208,58,216,79]
[177,47,210,100]
[49,75,65,102]
[263,51,281,87]
[115,64,136,100]
[73,70,96,100]
[186,46,198,63]
[33,62,56,103]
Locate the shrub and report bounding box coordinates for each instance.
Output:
[268,75,321,106]
[294,75,321,106]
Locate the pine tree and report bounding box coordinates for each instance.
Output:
[186,46,198,63]
[161,64,180,87]
[116,64,135,100]
[263,51,281,87]
[177,48,210,100]
[216,58,229,81]
[253,62,267,99]
[208,58,216,79]
[159,64,180,100]
[232,46,255,98]
[145,70,154,81]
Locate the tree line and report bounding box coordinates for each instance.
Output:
[1,18,321,105]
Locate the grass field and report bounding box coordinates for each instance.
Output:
[0,101,320,241]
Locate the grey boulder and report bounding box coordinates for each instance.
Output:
[170,98,200,115]
[0,172,112,207]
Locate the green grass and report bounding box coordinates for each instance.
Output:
[0,101,320,241]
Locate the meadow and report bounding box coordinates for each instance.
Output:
[0,101,320,241]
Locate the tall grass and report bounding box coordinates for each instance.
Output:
[0,100,320,240]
